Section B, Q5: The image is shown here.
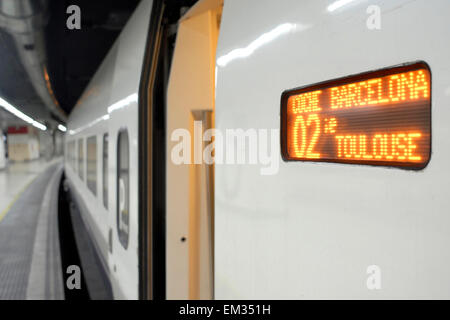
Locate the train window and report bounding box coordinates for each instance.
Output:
[68,141,75,169]
[67,142,70,166]
[68,141,72,169]
[87,136,97,196]
[103,134,108,209]
[117,130,129,249]
[72,141,77,171]
[78,138,84,180]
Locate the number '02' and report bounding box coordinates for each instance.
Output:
[293,114,321,158]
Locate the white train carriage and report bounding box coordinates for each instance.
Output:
[64,0,450,299]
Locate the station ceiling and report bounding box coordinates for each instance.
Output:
[45,0,196,115]
[0,0,196,130]
[0,0,139,130]
[0,30,46,118]
[45,0,140,115]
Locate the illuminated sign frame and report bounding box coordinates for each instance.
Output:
[280,61,431,170]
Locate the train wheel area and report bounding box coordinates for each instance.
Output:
[59,173,113,300]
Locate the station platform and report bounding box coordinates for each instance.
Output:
[0,158,60,216]
[0,158,65,299]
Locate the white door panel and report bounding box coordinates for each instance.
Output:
[215,0,450,299]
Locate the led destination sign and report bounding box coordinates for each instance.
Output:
[281,63,431,169]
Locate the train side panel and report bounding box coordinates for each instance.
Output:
[215,0,450,299]
[65,0,153,299]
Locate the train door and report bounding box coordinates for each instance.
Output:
[166,0,222,299]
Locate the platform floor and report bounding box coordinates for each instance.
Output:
[0,158,64,299]
[0,158,61,218]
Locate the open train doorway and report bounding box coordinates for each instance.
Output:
[139,0,222,300]
[166,0,222,299]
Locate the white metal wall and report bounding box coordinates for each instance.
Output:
[215,0,450,299]
[65,0,153,299]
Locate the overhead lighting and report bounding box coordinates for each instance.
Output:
[327,0,358,12]
[0,97,47,131]
[58,124,67,132]
[33,121,47,131]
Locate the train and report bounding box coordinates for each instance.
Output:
[64,0,450,299]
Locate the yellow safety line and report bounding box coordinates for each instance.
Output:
[0,176,37,223]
